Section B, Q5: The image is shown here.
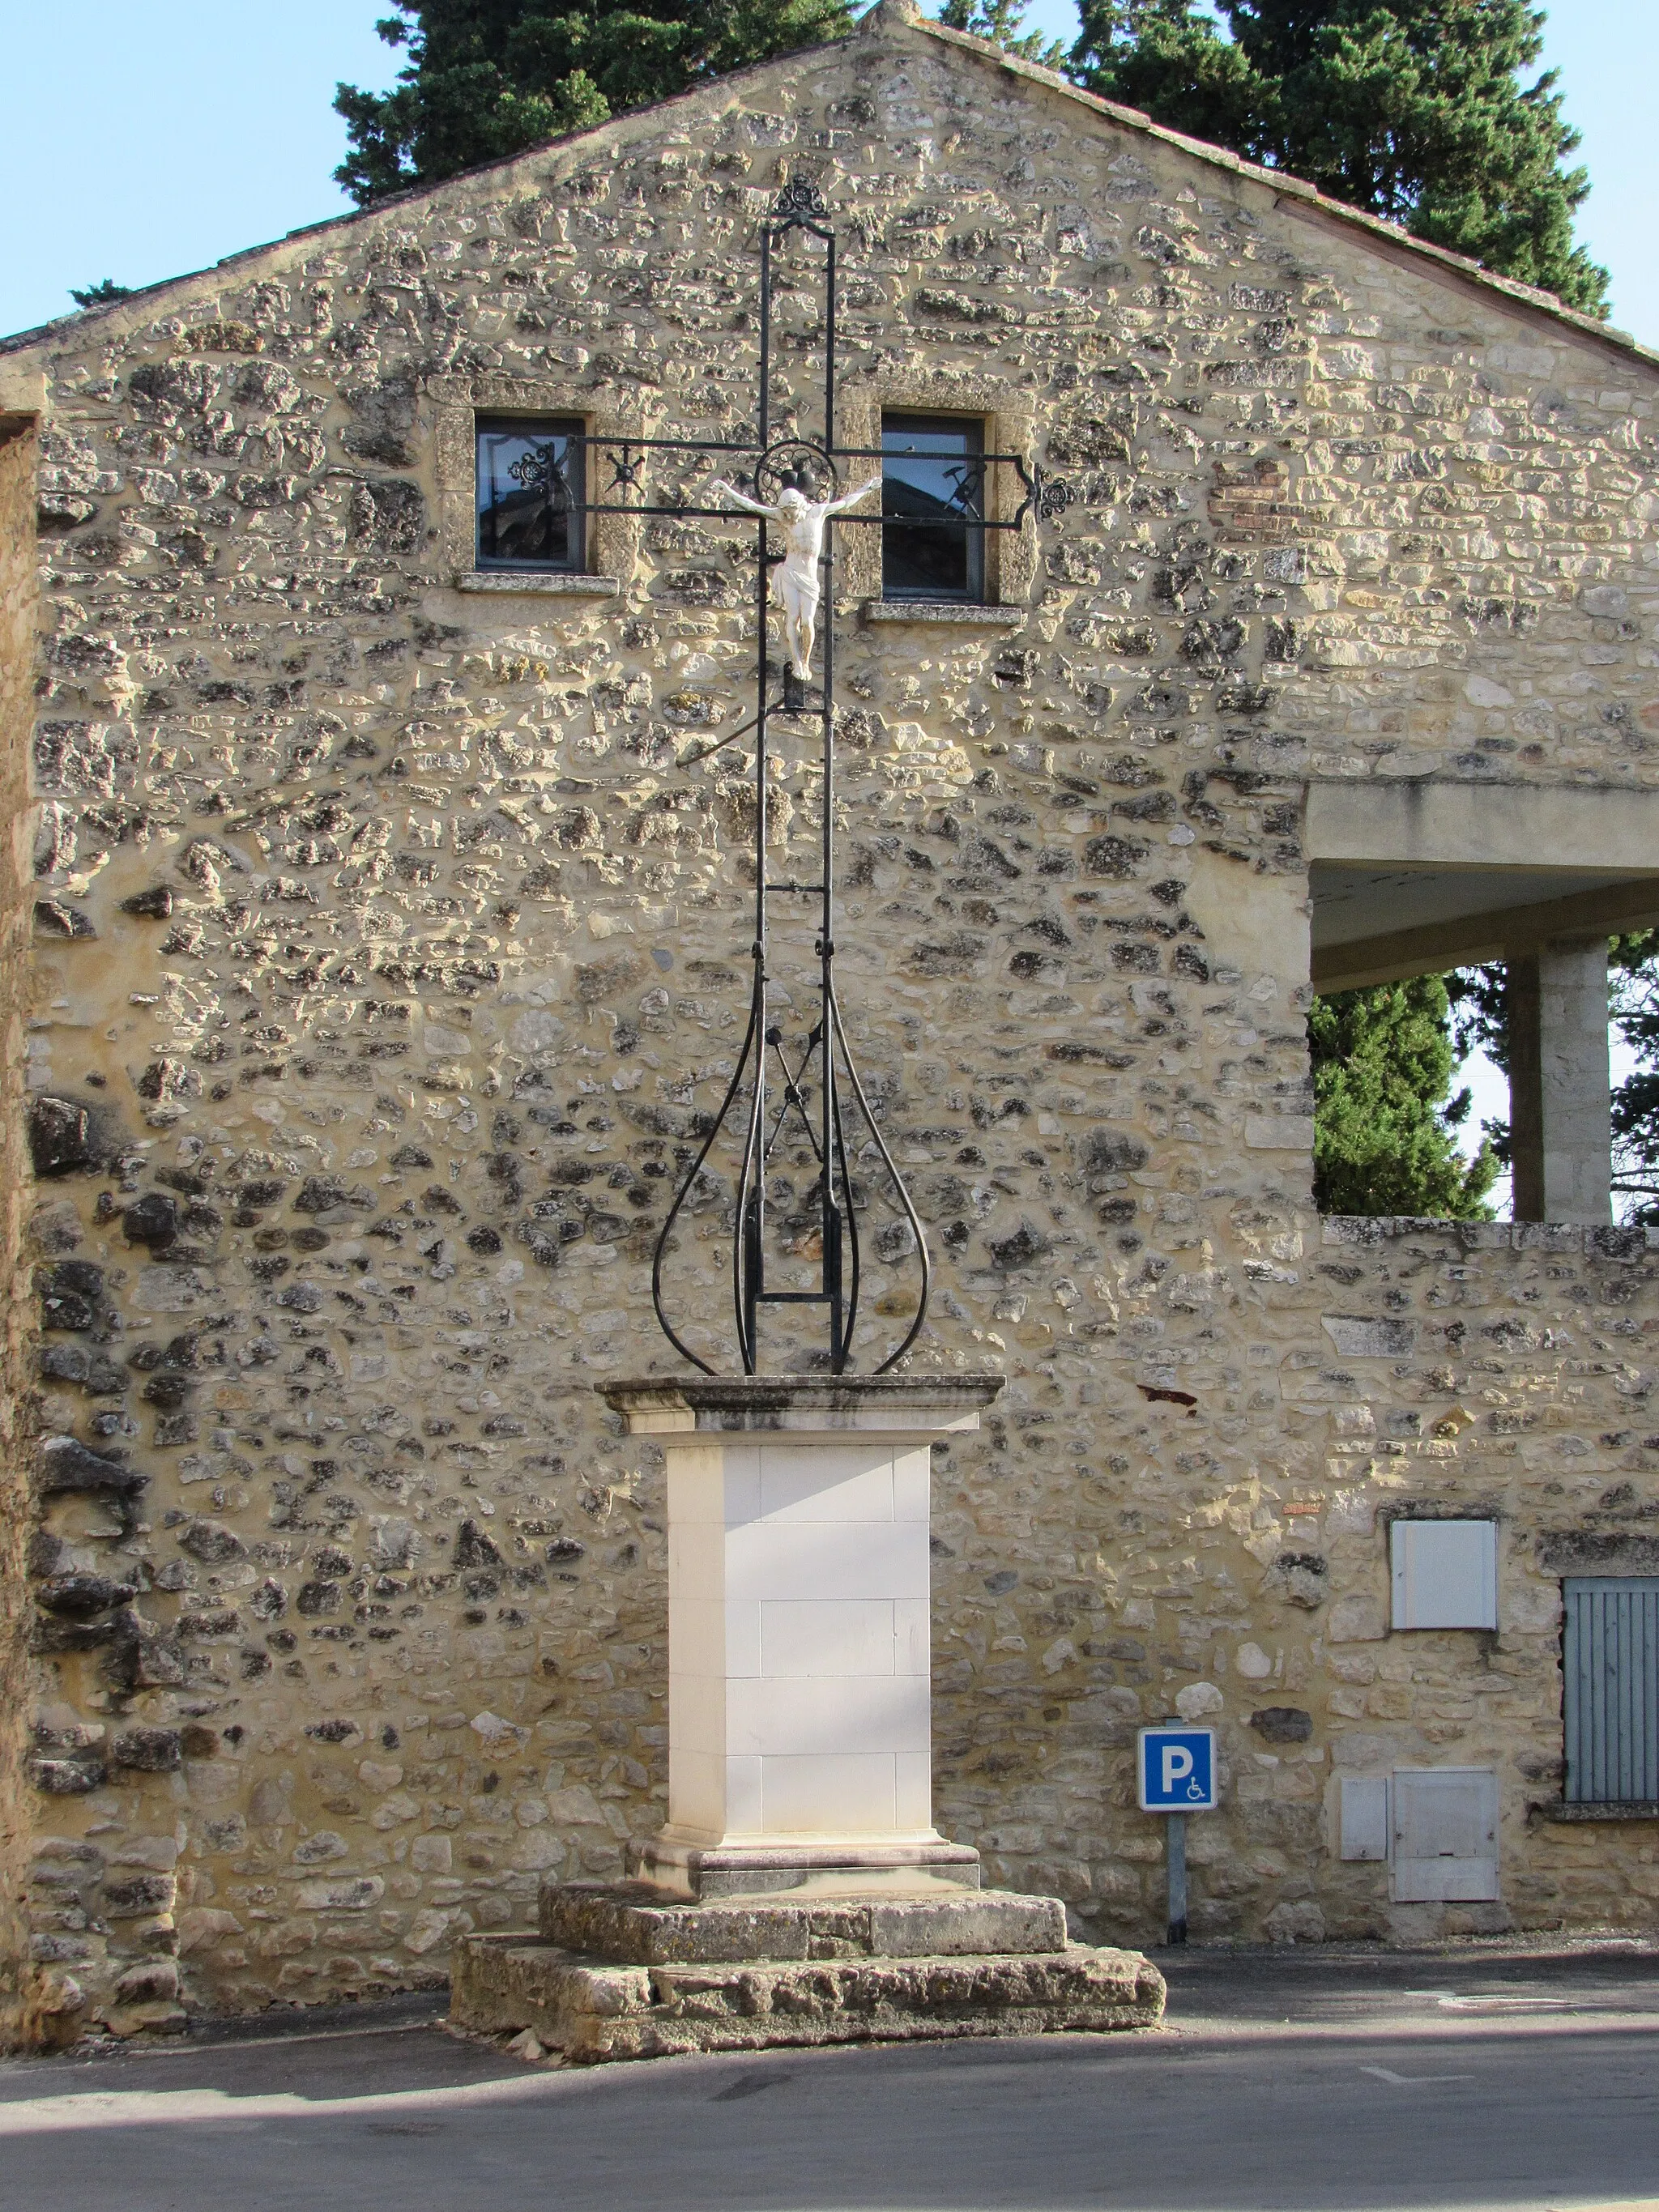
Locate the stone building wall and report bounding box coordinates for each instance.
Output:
[3,5,1658,2031]
[0,412,41,2044]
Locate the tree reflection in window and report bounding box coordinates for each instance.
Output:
[881,414,985,602]
[476,416,586,570]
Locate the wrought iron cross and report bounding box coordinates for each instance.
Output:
[560,184,1071,1377]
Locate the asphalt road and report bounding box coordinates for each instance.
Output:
[5,1941,1659,2211]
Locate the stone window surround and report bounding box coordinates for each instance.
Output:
[836,373,1035,619]
[1336,1504,1508,1645]
[1533,1535,1659,1820]
[430,373,646,593]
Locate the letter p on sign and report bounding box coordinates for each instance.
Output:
[1161,1744,1195,1792]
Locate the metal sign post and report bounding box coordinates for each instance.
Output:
[1165,1807,1188,1946]
[1137,1725,1218,1947]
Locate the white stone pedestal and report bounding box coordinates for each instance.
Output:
[600,1375,1003,1898]
[450,1370,1166,2060]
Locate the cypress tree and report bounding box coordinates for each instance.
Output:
[1071,0,1609,314]
[1311,978,1499,1218]
[335,0,854,206]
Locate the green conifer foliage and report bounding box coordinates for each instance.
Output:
[1310,977,1499,1218]
[69,280,133,310]
[938,0,1068,70]
[1071,0,1609,314]
[335,0,854,206]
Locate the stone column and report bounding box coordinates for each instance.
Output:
[1508,937,1612,1223]
[601,1375,1003,1899]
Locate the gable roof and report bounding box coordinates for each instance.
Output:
[3,0,1653,378]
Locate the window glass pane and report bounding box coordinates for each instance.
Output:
[476,416,585,569]
[881,415,984,601]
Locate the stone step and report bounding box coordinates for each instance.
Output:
[541,1879,1068,1964]
[451,1932,1166,2064]
[627,1833,985,1901]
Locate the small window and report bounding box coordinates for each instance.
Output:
[1390,1519,1498,1630]
[476,416,586,571]
[881,413,985,602]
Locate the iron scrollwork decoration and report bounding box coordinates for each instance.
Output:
[544,187,1075,1376]
[1034,467,1075,522]
[772,177,830,222]
[650,186,932,1379]
[507,441,574,505]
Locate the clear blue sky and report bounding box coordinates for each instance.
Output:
[1,2,1655,347]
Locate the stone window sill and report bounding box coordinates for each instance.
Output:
[1534,1800,1659,1822]
[455,572,619,598]
[860,600,1023,629]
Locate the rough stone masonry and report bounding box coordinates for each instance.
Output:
[2,0,1659,2043]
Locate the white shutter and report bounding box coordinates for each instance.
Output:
[1391,1519,1498,1630]
[1391,1768,1499,1902]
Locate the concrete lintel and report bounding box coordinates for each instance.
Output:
[1311,876,1659,991]
[1306,782,1659,876]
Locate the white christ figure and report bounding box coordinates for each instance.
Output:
[707,474,883,680]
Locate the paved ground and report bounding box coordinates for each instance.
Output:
[5,1941,1659,2211]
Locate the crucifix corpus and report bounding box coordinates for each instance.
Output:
[704,472,883,680]
[450,183,1163,2061]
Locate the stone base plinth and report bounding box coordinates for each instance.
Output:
[545,1877,1063,1960]
[450,1880,1165,2063]
[629,1829,983,1900]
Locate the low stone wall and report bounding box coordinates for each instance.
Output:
[933,1214,1659,1947]
[18,1191,1659,2027]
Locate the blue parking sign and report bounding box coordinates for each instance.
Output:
[1138,1725,1218,1811]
